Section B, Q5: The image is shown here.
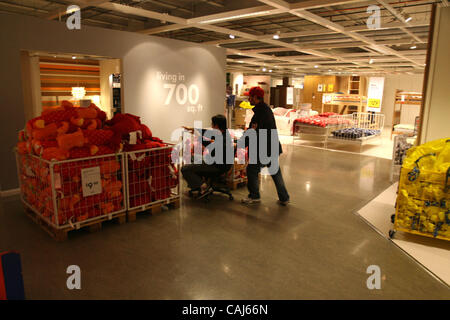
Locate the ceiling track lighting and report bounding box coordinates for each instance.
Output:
[199,11,271,24]
[404,13,412,23]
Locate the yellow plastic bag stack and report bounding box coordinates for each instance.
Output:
[395,138,450,240]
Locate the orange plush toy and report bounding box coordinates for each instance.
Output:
[32,122,58,141]
[76,106,98,119]
[42,147,69,161]
[57,129,86,151]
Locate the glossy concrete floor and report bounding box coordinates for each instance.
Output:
[1,144,449,299]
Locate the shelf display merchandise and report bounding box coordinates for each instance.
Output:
[390,138,450,241]
[390,134,416,182]
[15,100,180,240]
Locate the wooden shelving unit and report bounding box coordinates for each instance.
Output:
[349,76,361,95]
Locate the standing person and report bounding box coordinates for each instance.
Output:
[241,87,290,205]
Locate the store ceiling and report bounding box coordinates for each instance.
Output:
[2,0,446,77]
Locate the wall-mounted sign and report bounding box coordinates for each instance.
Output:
[367,77,385,112]
[328,84,334,92]
[317,84,323,92]
[156,71,203,114]
[286,87,294,105]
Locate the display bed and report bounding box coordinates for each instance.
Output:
[294,113,384,152]
[327,134,382,151]
[294,124,341,148]
[391,90,422,138]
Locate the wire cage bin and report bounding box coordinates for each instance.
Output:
[227,148,249,189]
[125,145,180,212]
[390,134,414,182]
[391,158,450,241]
[16,151,126,233]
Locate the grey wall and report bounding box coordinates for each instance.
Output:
[0,13,226,191]
[420,6,450,143]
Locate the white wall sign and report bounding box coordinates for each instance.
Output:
[81,166,102,197]
[317,84,323,92]
[367,77,385,112]
[286,87,294,105]
[156,71,203,114]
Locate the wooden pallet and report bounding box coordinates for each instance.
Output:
[24,204,126,242]
[127,197,180,222]
[228,177,248,190]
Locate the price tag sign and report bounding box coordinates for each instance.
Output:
[81,166,102,197]
[368,98,381,109]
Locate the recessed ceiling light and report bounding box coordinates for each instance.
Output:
[269,69,273,73]
[404,13,412,23]
[237,60,244,63]
[328,69,332,72]
[229,34,235,39]
[369,59,374,64]
[273,34,280,40]
[410,45,417,49]
[72,56,76,59]
[314,65,318,68]
[262,67,267,72]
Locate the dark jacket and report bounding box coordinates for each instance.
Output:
[200,129,233,173]
[248,101,282,160]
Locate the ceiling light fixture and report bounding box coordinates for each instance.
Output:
[410,44,417,49]
[369,59,374,64]
[404,13,412,23]
[72,56,76,60]
[273,31,280,40]
[269,69,273,73]
[199,11,271,24]
[229,34,235,39]
[71,87,86,100]
[262,67,267,72]
[314,65,318,68]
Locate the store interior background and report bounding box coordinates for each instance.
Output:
[0,0,449,297]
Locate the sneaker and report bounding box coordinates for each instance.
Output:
[197,187,213,199]
[241,197,261,204]
[277,199,290,206]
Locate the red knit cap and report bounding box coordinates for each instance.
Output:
[248,86,265,98]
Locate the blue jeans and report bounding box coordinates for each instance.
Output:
[246,162,290,202]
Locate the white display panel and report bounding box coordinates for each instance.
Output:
[367,77,385,112]
[286,87,294,105]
